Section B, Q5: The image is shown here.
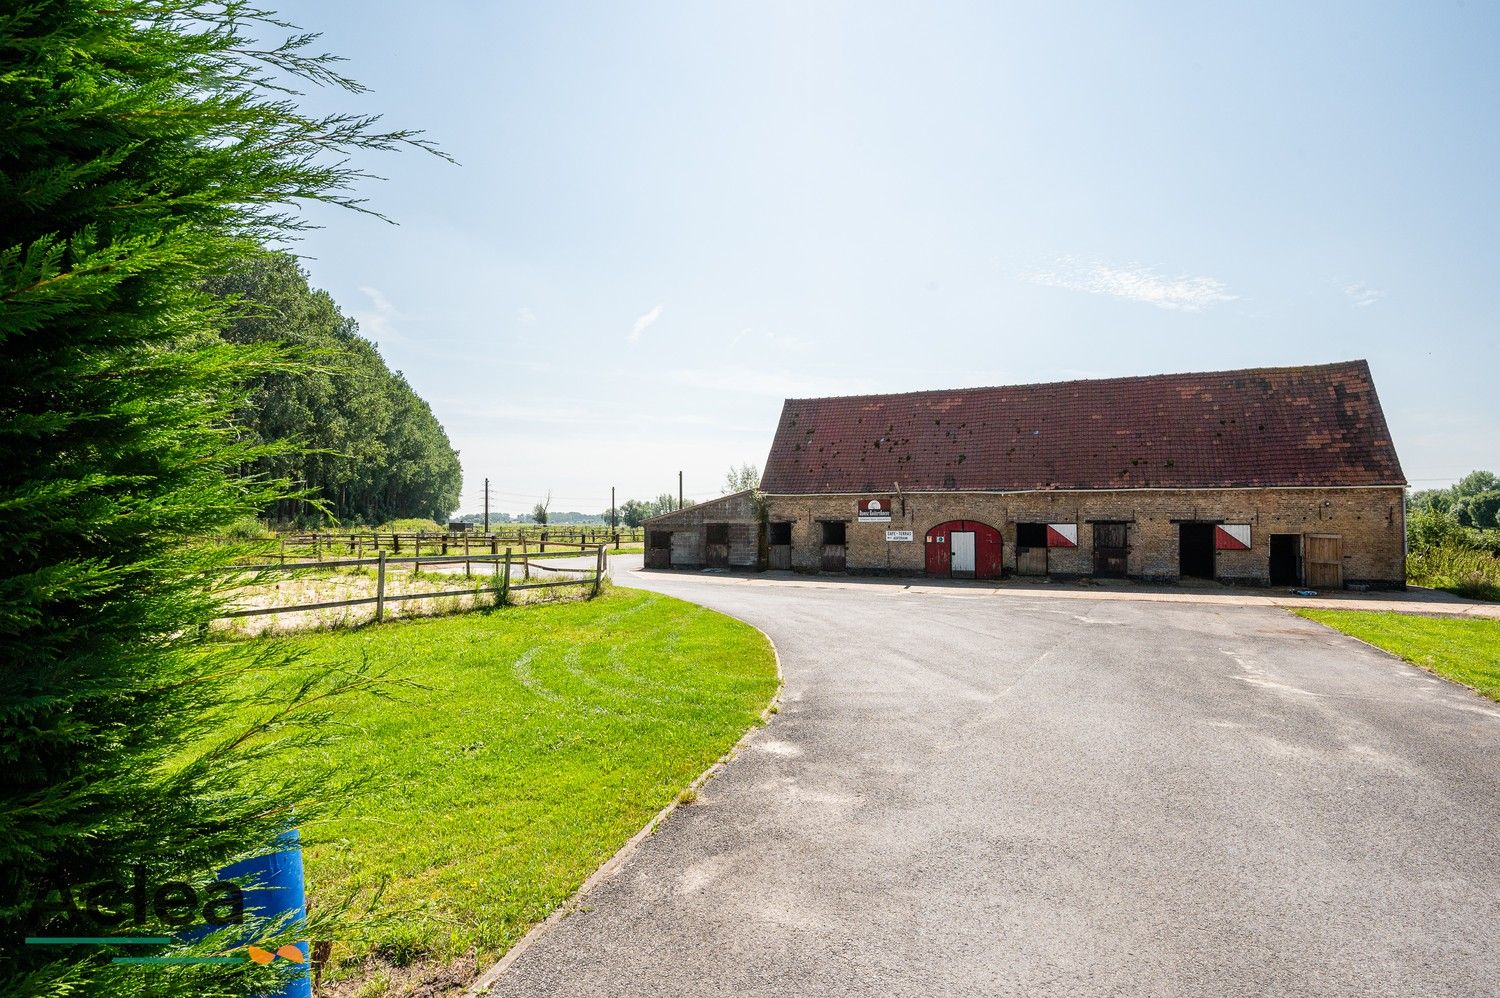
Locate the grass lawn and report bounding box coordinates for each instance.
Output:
[524,545,643,560]
[1296,609,1500,700]
[246,587,777,985]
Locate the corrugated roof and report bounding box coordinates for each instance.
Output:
[758,360,1405,493]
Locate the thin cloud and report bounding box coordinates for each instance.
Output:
[1344,283,1384,308]
[516,306,536,325]
[1022,257,1239,312]
[628,303,664,345]
[730,327,810,352]
[355,285,403,343]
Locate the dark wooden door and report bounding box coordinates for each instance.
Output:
[646,531,672,569]
[819,521,847,572]
[705,524,730,568]
[1093,522,1128,577]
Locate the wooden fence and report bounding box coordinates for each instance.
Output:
[267,528,643,564]
[217,546,608,622]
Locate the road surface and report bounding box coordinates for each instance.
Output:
[481,564,1500,997]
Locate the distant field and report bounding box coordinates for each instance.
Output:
[1296,609,1500,701]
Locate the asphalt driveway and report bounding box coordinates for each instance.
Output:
[479,568,1500,997]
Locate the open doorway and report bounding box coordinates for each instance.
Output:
[1269,534,1300,586]
[1178,522,1215,579]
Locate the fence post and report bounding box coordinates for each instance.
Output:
[592,544,604,598]
[500,548,511,605]
[376,551,387,623]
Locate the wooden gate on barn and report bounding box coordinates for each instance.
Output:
[1304,533,1343,589]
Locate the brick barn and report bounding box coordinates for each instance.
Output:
[644,360,1407,589]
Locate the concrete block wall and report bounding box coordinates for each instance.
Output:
[764,488,1406,586]
[646,490,762,569]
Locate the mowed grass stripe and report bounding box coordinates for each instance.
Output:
[256,587,777,975]
[1296,609,1500,701]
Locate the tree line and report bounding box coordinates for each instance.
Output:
[207,253,462,526]
[1409,470,1500,545]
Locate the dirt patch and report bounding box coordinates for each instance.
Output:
[319,954,479,998]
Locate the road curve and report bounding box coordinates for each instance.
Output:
[480,563,1500,998]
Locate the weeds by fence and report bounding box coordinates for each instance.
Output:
[215,546,609,630]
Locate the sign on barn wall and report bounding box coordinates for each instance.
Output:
[1046,523,1078,548]
[885,530,913,541]
[1215,524,1252,550]
[858,498,893,522]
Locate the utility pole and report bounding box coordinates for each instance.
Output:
[610,486,616,529]
[483,477,490,533]
[678,470,683,511]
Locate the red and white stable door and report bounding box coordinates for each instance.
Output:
[924,520,1003,579]
[1214,524,1252,550]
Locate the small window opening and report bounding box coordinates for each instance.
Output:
[820,520,847,545]
[648,530,672,551]
[769,522,792,545]
[1016,522,1047,548]
[706,524,730,544]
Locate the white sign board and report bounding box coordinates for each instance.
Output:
[858,498,892,523]
[885,530,914,542]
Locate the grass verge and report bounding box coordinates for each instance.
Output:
[247,587,777,989]
[1295,609,1500,700]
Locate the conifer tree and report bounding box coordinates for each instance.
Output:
[0,3,442,993]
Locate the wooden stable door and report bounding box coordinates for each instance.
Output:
[1093,521,1129,577]
[1304,533,1343,588]
[951,531,976,576]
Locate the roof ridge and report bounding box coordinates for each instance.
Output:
[781,359,1371,403]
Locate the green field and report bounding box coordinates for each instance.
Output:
[249,587,778,984]
[1296,609,1500,700]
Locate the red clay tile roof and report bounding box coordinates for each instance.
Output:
[759,361,1405,493]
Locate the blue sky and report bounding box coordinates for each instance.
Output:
[288,2,1499,515]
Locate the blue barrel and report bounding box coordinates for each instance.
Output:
[215,827,312,998]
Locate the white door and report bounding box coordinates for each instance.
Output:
[951,531,976,574]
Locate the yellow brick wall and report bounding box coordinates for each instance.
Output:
[765,488,1405,586]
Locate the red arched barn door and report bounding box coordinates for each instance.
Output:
[925,520,1003,579]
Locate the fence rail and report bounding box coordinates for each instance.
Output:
[217,546,608,623]
[241,528,643,567]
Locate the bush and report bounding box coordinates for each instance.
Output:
[377,518,447,533]
[220,516,274,541]
[1407,506,1470,551]
[1407,542,1500,601]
